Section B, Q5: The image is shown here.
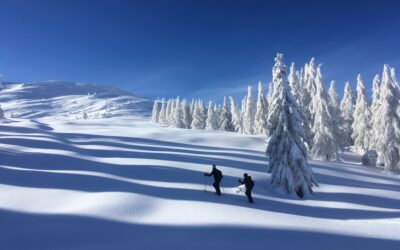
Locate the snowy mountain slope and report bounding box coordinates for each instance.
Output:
[0,117,399,250]
[0,81,153,119]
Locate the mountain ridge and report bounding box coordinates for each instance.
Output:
[0,80,153,119]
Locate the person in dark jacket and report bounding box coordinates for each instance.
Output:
[238,173,254,203]
[204,164,223,195]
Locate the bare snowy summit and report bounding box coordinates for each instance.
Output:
[0,81,153,119]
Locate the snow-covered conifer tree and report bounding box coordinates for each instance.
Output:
[240,96,247,124]
[352,74,372,153]
[310,66,338,160]
[296,68,304,105]
[375,65,400,172]
[82,110,88,120]
[171,97,184,128]
[214,103,221,128]
[328,81,344,150]
[242,86,255,134]
[158,98,167,125]
[288,63,301,101]
[391,67,399,88]
[254,82,268,135]
[370,75,381,149]
[181,100,192,129]
[219,97,233,131]
[294,59,315,144]
[266,53,318,197]
[169,98,177,126]
[191,100,206,130]
[189,99,195,118]
[304,58,317,123]
[229,96,243,133]
[267,82,274,108]
[340,82,356,148]
[151,100,160,124]
[205,101,219,130]
[165,99,172,126]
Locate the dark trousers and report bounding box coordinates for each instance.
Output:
[245,188,253,203]
[213,180,221,195]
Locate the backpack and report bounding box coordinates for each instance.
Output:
[248,177,254,189]
[215,169,223,180]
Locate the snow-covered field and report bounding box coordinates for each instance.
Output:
[1,117,399,250]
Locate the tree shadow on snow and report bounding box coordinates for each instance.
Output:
[1,124,400,221]
[1,208,399,250]
[1,164,400,220]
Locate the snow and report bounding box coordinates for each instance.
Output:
[0,79,399,249]
[0,81,153,119]
[1,116,400,250]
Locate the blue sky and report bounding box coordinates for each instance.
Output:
[0,0,399,101]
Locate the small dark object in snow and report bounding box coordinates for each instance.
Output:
[362,150,378,167]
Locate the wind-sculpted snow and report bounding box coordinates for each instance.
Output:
[0,118,399,250]
[0,81,153,119]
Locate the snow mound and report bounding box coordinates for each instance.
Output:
[0,81,153,119]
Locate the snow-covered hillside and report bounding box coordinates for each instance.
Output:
[0,81,153,119]
[1,117,399,250]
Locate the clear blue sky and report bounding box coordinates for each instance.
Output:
[0,0,399,101]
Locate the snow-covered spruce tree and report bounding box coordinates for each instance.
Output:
[191,100,206,130]
[292,59,314,146]
[391,67,399,88]
[267,82,274,108]
[158,98,167,125]
[151,100,160,124]
[171,97,184,128]
[352,74,372,153]
[229,96,243,133]
[297,67,305,105]
[169,98,177,126]
[205,101,219,130]
[219,96,234,131]
[242,86,255,134]
[165,99,172,126]
[266,53,318,197]
[375,65,400,172]
[254,82,268,135]
[189,99,195,118]
[328,80,344,150]
[303,58,317,124]
[214,103,222,128]
[288,62,301,101]
[199,100,207,129]
[82,110,88,120]
[240,96,247,125]
[181,100,192,129]
[310,66,338,160]
[340,82,355,148]
[370,74,381,149]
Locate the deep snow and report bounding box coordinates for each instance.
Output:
[1,117,399,250]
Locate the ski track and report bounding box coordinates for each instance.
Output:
[1,117,400,250]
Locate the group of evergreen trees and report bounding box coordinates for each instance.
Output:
[152,55,400,174]
[151,84,268,134]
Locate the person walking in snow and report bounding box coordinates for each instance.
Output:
[238,173,254,203]
[204,164,223,195]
